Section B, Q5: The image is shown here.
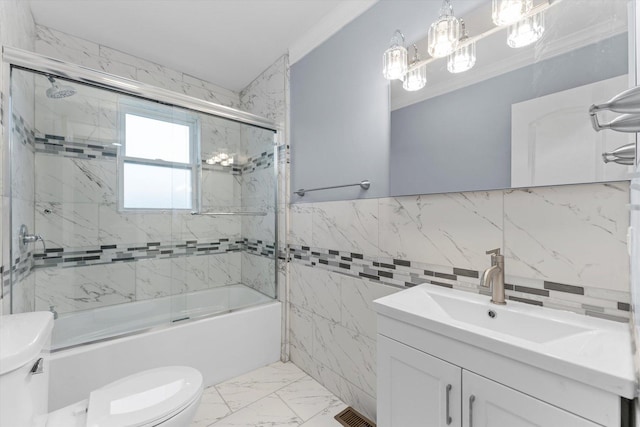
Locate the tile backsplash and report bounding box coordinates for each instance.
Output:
[291,183,630,305]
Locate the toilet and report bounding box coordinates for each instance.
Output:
[0,312,203,427]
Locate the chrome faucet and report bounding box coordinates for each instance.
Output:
[480,248,506,305]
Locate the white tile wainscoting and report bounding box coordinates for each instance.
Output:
[288,181,631,420]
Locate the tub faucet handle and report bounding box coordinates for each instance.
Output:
[485,248,501,256]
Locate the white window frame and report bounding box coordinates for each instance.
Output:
[117,100,201,212]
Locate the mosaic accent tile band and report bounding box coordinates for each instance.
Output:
[35,132,283,174]
[23,237,274,267]
[12,112,35,147]
[242,151,275,174]
[2,252,32,288]
[288,244,630,322]
[3,238,278,299]
[35,135,118,159]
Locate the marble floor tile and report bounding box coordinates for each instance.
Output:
[193,362,348,427]
[299,401,349,427]
[192,386,232,427]
[215,362,307,411]
[275,376,342,422]
[210,394,303,427]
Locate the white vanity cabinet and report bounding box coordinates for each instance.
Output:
[378,335,462,427]
[378,336,600,427]
[461,371,599,427]
[374,285,636,427]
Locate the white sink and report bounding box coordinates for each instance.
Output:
[374,284,636,399]
[425,289,590,343]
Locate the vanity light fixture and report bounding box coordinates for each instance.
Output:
[492,0,532,26]
[507,12,545,48]
[383,0,550,91]
[447,19,476,74]
[427,0,461,58]
[383,30,408,80]
[403,45,427,91]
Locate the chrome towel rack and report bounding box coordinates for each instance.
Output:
[602,143,635,166]
[294,180,370,197]
[191,211,267,216]
[589,86,639,166]
[589,86,640,133]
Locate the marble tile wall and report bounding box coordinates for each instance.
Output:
[35,26,239,109]
[287,181,631,420]
[239,55,288,303]
[0,0,37,315]
[30,123,280,314]
[0,25,280,315]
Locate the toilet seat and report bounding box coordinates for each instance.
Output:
[85,366,203,427]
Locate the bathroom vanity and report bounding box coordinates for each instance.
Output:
[374,285,636,427]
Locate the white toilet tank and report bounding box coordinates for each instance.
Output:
[0,312,54,427]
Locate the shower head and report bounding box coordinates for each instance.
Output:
[46,76,76,99]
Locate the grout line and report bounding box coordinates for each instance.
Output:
[208,390,303,426]
[211,363,308,417]
[273,390,306,423]
[212,384,233,414]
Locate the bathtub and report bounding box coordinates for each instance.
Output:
[47,284,281,410]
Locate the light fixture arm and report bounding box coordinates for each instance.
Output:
[390,30,405,48]
[459,19,469,41]
[440,0,455,17]
[410,44,420,64]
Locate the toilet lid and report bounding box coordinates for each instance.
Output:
[85,366,203,427]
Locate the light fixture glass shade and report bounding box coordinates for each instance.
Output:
[448,41,476,73]
[403,44,427,92]
[428,0,460,58]
[403,64,427,91]
[492,0,532,26]
[447,19,476,74]
[507,12,545,48]
[383,30,408,80]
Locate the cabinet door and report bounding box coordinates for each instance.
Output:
[462,371,600,427]
[378,335,462,427]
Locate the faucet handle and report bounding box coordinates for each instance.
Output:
[486,248,501,256]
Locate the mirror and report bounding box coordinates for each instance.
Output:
[389,0,633,196]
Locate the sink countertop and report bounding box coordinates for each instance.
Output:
[373,284,637,399]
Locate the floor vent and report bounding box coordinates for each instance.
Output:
[334,407,376,427]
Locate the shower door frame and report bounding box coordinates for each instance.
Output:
[3,46,281,313]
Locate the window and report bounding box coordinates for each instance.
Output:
[118,102,200,211]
